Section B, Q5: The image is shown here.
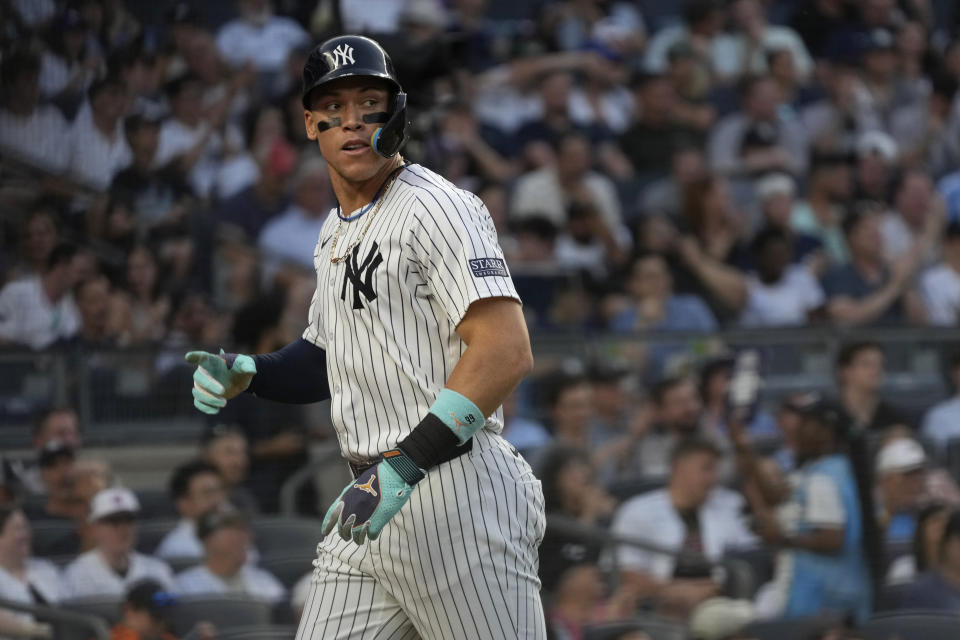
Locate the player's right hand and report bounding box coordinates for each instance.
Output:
[184,350,257,415]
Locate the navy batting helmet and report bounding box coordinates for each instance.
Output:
[301,35,408,158]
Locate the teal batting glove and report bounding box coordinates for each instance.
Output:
[322,448,425,545]
[184,350,257,415]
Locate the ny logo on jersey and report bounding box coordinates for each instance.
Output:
[341,242,383,310]
[325,44,355,70]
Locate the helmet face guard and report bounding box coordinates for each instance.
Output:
[301,35,408,158]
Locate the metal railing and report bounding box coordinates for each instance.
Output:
[0,596,110,640]
[2,326,959,447]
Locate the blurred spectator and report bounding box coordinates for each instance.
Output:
[215,0,309,74]
[715,0,813,82]
[791,153,853,266]
[632,376,710,479]
[875,438,927,546]
[67,75,132,191]
[215,137,294,242]
[639,145,707,220]
[801,62,882,157]
[922,352,960,451]
[738,397,873,622]
[110,579,178,640]
[0,243,81,349]
[175,505,285,604]
[72,458,114,551]
[38,8,104,108]
[9,205,60,284]
[835,341,908,432]
[880,169,944,265]
[22,441,80,524]
[0,505,58,639]
[664,44,717,132]
[892,73,960,174]
[202,426,258,513]
[853,130,898,202]
[513,71,586,165]
[546,563,639,640]
[900,509,960,610]
[543,374,594,451]
[109,245,171,346]
[886,502,950,585]
[618,73,697,178]
[699,356,777,442]
[920,221,960,326]
[707,75,807,178]
[643,0,725,76]
[678,227,824,327]
[258,155,332,282]
[155,460,226,561]
[63,487,175,597]
[770,392,807,471]
[611,438,755,618]
[511,131,629,274]
[679,176,748,269]
[609,253,716,332]
[71,275,119,348]
[185,30,254,131]
[858,28,921,128]
[822,206,925,326]
[754,173,823,266]
[0,50,70,175]
[501,391,551,461]
[155,73,239,199]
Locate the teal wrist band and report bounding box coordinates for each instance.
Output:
[429,388,485,444]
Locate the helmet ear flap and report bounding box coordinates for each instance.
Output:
[371,92,408,158]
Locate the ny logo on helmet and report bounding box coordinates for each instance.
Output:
[325,44,355,70]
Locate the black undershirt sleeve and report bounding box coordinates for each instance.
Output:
[244,338,331,404]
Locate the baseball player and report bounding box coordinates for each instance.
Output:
[185,35,546,639]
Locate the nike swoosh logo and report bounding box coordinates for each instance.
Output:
[320,236,332,249]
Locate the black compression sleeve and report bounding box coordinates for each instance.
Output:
[244,338,331,403]
[397,413,460,470]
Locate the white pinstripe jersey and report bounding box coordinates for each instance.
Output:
[303,164,520,462]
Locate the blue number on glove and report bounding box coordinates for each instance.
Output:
[322,449,424,544]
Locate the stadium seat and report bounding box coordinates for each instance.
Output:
[135,517,178,554]
[584,615,686,640]
[251,517,322,559]
[30,519,80,556]
[60,596,123,627]
[745,616,839,640]
[168,595,273,637]
[260,554,313,590]
[858,610,960,640]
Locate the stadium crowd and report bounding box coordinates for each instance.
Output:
[4,0,960,638]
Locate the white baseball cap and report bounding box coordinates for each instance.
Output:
[856,130,899,164]
[876,439,927,475]
[756,173,795,201]
[689,597,755,640]
[89,487,140,523]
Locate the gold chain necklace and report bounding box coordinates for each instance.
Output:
[329,169,402,264]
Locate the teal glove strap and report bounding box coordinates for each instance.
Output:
[429,388,485,444]
[184,350,257,415]
[321,448,424,545]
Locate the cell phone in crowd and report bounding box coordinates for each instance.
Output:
[728,349,762,420]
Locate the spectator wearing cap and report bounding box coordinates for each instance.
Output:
[880,169,945,266]
[707,75,807,179]
[0,50,70,175]
[858,28,922,127]
[611,439,755,618]
[754,174,823,267]
[821,206,925,326]
[712,0,813,83]
[853,130,898,203]
[215,0,308,75]
[11,405,83,498]
[737,397,873,622]
[875,438,927,546]
[899,509,960,610]
[835,341,909,432]
[0,505,61,639]
[202,427,258,514]
[62,487,175,597]
[0,243,81,350]
[791,153,853,266]
[155,460,226,562]
[770,392,807,471]
[110,579,178,640]
[258,155,333,282]
[67,75,132,191]
[922,352,960,451]
[175,506,285,604]
[38,8,104,107]
[22,441,79,524]
[800,62,882,157]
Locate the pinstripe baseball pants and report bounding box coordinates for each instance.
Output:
[295,430,547,639]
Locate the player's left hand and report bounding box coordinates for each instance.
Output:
[322,449,424,544]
